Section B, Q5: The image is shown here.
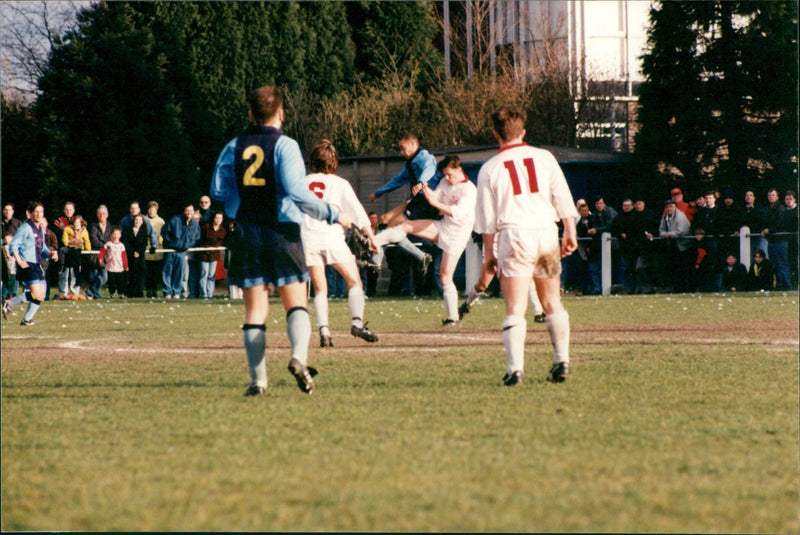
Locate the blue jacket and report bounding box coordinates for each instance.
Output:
[162,215,200,252]
[9,220,50,265]
[373,148,440,199]
[211,125,339,226]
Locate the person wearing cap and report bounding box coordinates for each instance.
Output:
[658,199,692,292]
[664,187,695,221]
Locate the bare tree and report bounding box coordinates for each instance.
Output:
[0,1,88,101]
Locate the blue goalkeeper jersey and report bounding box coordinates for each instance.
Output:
[211,125,338,226]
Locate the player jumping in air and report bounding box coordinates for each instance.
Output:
[300,139,380,348]
[211,86,351,396]
[474,104,578,386]
[368,134,441,275]
[371,155,477,326]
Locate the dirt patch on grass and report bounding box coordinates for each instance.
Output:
[3,319,795,368]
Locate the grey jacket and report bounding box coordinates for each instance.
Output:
[659,209,692,251]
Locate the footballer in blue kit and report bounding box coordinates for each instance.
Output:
[211,86,352,396]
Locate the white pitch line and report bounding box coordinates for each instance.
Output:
[57,339,93,349]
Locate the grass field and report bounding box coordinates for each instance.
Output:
[2,292,798,532]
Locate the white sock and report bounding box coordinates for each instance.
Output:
[529,284,543,315]
[313,293,329,329]
[466,287,480,307]
[502,315,527,374]
[442,283,458,321]
[286,307,311,366]
[545,311,570,364]
[243,324,267,388]
[348,287,365,328]
[373,225,406,247]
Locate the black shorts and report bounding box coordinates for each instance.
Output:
[17,264,46,286]
[404,194,443,221]
[226,222,309,289]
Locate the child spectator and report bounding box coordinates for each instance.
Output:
[97,226,128,298]
[2,231,18,299]
[689,228,714,292]
[745,249,776,291]
[60,215,91,297]
[720,253,747,292]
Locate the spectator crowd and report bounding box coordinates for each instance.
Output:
[566,187,797,294]
[2,186,798,302]
[2,196,226,301]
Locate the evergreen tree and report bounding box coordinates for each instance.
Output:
[1,95,45,210]
[346,2,443,91]
[35,2,200,219]
[635,1,798,197]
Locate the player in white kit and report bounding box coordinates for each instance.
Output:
[474,104,578,385]
[300,140,379,347]
[371,155,477,325]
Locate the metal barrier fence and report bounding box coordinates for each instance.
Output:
[590,226,795,295]
[79,230,795,296]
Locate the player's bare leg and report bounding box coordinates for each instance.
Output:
[378,203,407,227]
[534,275,570,382]
[333,259,378,343]
[459,258,496,320]
[499,274,530,385]
[278,281,316,394]
[308,265,333,347]
[242,285,270,395]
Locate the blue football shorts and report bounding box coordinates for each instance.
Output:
[404,193,443,221]
[226,222,309,289]
[16,264,46,287]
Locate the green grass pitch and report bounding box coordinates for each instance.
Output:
[2,292,798,532]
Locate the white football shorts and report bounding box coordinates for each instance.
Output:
[496,226,562,279]
[303,233,356,267]
[434,220,471,257]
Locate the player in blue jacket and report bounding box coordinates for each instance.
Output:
[211,86,351,396]
[368,134,440,273]
[3,202,59,326]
